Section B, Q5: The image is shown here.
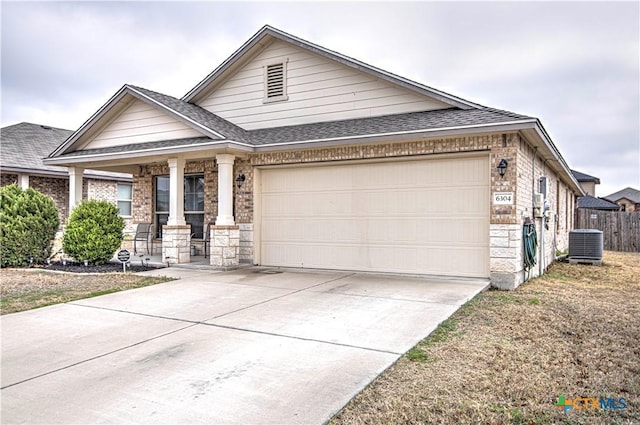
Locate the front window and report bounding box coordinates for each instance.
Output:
[117,184,132,216]
[154,175,205,238]
[184,175,205,239]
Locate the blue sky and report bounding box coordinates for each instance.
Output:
[1,1,638,196]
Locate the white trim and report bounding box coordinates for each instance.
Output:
[127,86,226,139]
[44,140,254,164]
[255,119,537,148]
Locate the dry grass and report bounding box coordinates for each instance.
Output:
[0,269,173,315]
[331,251,640,425]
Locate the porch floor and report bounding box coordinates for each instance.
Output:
[121,254,209,269]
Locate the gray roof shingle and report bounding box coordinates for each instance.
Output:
[54,99,536,159]
[1,122,130,180]
[577,195,620,210]
[571,169,600,183]
[1,123,73,173]
[249,107,533,145]
[603,187,640,203]
[128,85,249,142]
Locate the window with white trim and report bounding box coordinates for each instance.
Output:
[263,60,289,103]
[117,183,132,216]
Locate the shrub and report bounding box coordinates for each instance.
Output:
[63,200,125,264]
[0,184,60,267]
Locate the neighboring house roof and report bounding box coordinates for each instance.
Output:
[603,187,640,203]
[0,122,131,181]
[182,25,479,110]
[571,169,601,184]
[43,25,583,195]
[577,195,620,210]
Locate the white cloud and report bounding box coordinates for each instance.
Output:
[1,1,638,192]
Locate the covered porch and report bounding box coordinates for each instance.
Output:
[64,150,252,268]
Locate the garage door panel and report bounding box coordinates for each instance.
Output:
[261,243,488,276]
[261,155,489,277]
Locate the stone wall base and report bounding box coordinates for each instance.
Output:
[238,223,254,263]
[162,225,191,264]
[210,225,240,268]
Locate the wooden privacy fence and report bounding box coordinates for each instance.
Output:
[576,209,640,252]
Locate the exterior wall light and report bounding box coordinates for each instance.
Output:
[235,174,246,188]
[497,159,508,178]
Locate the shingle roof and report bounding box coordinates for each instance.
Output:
[1,123,72,173]
[53,104,536,159]
[577,195,620,210]
[249,107,533,145]
[60,137,215,157]
[1,122,130,180]
[571,169,600,184]
[603,187,640,203]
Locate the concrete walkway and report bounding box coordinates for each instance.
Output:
[1,268,488,424]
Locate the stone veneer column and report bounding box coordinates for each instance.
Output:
[489,223,523,289]
[209,225,240,268]
[162,225,191,264]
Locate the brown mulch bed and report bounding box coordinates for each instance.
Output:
[330,251,640,424]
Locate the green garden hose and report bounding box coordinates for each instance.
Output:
[523,222,538,281]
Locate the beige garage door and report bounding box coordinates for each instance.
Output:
[259,154,490,277]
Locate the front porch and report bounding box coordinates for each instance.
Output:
[66,151,253,269]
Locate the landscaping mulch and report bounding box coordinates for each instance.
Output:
[330,251,640,425]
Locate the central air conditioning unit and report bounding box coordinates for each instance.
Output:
[568,229,604,263]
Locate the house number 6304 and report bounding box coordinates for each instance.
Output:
[493,192,514,205]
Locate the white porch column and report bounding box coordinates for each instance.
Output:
[167,158,186,225]
[68,167,84,212]
[215,153,236,225]
[18,174,29,190]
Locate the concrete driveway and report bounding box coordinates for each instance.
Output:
[1,267,488,424]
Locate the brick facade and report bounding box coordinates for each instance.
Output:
[124,131,577,287]
[1,173,130,227]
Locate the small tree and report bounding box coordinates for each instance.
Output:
[0,184,60,267]
[63,200,125,264]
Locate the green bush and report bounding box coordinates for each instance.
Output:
[63,200,125,264]
[0,184,60,267]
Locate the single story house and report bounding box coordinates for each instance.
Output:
[1,122,133,226]
[604,187,640,212]
[44,25,583,289]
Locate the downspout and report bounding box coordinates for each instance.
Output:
[532,147,538,279]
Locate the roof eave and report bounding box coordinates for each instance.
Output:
[50,85,226,159]
[253,120,535,152]
[44,140,254,166]
[527,122,584,195]
[49,85,132,158]
[0,166,132,182]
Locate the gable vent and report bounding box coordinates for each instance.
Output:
[264,61,288,103]
[266,63,284,97]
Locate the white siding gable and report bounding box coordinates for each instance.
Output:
[81,99,202,150]
[197,39,451,130]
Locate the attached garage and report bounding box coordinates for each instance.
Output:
[258,154,490,277]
